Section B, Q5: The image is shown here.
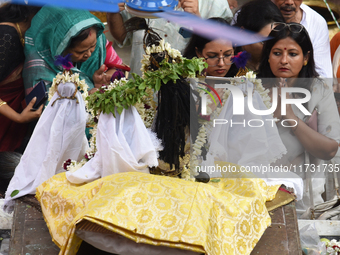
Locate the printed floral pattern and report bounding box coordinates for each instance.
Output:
[36,170,279,255]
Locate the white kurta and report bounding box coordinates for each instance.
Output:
[300,3,332,78]
[273,78,340,214]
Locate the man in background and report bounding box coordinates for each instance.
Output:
[272,0,332,77]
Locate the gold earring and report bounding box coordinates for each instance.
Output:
[304,61,308,66]
[268,59,270,63]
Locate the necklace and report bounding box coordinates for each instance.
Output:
[15,23,25,47]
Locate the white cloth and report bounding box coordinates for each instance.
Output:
[300,3,332,78]
[207,80,287,166]
[119,0,233,76]
[66,107,160,184]
[202,80,304,200]
[273,78,340,214]
[4,82,88,210]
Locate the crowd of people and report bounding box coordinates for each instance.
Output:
[1,0,340,253]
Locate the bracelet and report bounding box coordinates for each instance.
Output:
[292,117,299,132]
[0,99,7,108]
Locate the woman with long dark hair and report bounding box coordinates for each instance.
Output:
[183,17,238,77]
[233,0,285,72]
[258,23,340,215]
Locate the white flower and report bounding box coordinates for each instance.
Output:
[141,39,183,74]
[245,71,256,82]
[48,71,88,105]
[156,45,162,52]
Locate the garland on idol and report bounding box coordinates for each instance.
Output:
[61,37,207,179]
[60,20,272,182]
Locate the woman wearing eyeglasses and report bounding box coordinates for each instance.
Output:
[183,18,238,77]
[258,22,340,217]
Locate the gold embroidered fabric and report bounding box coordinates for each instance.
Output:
[36,169,280,255]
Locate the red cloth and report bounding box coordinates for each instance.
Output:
[330,32,340,79]
[0,77,28,151]
[104,40,122,67]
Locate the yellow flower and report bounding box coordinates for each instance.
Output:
[147,183,164,194]
[236,238,248,255]
[55,220,70,240]
[131,193,146,206]
[182,224,198,238]
[160,214,177,228]
[116,202,129,215]
[239,219,251,236]
[238,199,252,214]
[145,227,163,239]
[52,202,60,217]
[169,230,182,241]
[222,219,235,237]
[178,203,191,216]
[222,242,233,254]
[252,217,261,233]
[155,198,172,210]
[254,199,264,215]
[251,238,259,249]
[137,209,154,224]
[225,204,240,218]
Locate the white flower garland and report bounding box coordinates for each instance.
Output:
[106,77,128,91]
[48,71,89,107]
[203,72,272,131]
[322,238,340,255]
[64,123,97,172]
[182,124,207,181]
[192,72,273,178]
[232,71,272,109]
[141,39,181,73]
[135,88,156,128]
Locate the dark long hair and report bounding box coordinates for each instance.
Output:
[123,17,199,172]
[0,4,41,23]
[183,17,229,59]
[233,0,284,33]
[233,0,285,65]
[258,24,318,80]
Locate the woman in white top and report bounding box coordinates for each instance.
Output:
[258,22,340,215]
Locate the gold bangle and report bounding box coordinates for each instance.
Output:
[292,117,299,132]
[0,99,7,108]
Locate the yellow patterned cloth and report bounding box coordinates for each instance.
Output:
[36,169,280,255]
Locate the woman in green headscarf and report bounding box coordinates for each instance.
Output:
[23,6,114,94]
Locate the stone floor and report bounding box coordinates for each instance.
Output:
[0,199,13,255]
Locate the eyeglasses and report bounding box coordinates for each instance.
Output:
[271,22,304,33]
[203,55,233,67]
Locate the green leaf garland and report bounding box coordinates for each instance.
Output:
[87,57,207,117]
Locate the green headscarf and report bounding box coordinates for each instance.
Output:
[23,6,106,92]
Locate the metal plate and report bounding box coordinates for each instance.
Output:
[125,0,178,12]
